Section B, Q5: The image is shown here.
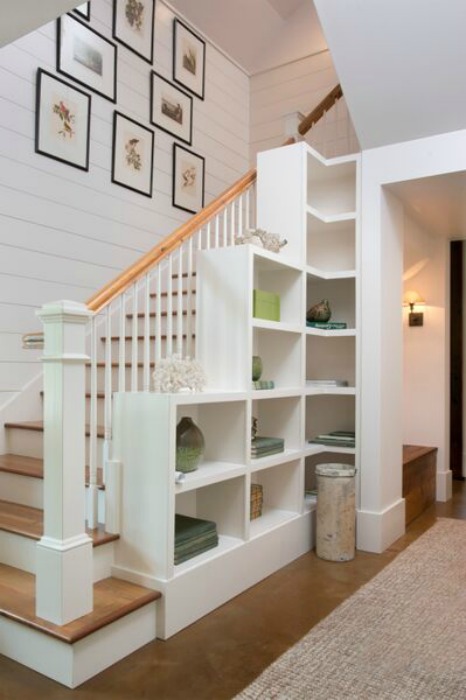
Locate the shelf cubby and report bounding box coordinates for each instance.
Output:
[306,275,356,330]
[253,252,303,326]
[306,210,356,273]
[306,334,356,389]
[306,152,356,216]
[253,327,303,390]
[251,395,303,455]
[305,394,356,454]
[249,460,302,539]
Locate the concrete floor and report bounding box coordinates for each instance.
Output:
[1,481,465,700]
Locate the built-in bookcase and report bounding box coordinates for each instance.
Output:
[113,142,359,640]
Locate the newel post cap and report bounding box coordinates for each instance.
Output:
[36,300,93,324]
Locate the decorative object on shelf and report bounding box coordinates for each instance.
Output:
[252,355,263,381]
[112,111,154,197]
[306,379,348,387]
[306,298,331,323]
[253,289,280,322]
[250,483,264,520]
[73,2,90,20]
[173,19,206,100]
[251,436,285,459]
[113,0,155,64]
[35,68,91,172]
[176,416,205,473]
[172,142,205,214]
[235,228,287,253]
[251,416,258,442]
[174,513,218,564]
[57,14,117,103]
[150,70,193,145]
[403,290,426,327]
[153,354,206,393]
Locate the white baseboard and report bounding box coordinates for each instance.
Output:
[436,469,452,502]
[356,498,405,553]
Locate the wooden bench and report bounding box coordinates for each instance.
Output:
[403,445,437,525]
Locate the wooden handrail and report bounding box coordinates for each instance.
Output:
[298,84,342,136]
[24,85,343,341]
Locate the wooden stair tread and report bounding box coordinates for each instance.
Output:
[0,499,118,545]
[0,453,43,479]
[5,421,105,438]
[0,454,104,487]
[0,563,161,644]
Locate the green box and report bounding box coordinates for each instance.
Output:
[253,289,280,322]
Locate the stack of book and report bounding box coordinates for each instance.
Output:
[309,430,355,449]
[251,436,285,459]
[174,514,218,565]
[250,483,263,520]
[306,379,348,388]
[252,379,275,390]
[306,321,347,330]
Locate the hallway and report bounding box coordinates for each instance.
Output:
[1,481,465,700]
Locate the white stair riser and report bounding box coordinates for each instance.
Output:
[5,428,105,467]
[0,530,114,582]
[0,471,42,508]
[0,471,105,517]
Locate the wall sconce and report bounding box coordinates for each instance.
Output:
[403,290,426,327]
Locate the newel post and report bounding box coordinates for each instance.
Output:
[35,300,93,625]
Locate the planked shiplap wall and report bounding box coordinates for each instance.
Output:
[250,50,359,162]
[0,0,249,412]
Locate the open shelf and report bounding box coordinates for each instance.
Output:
[306,210,356,273]
[306,276,356,331]
[252,326,303,390]
[306,334,356,388]
[249,508,299,539]
[306,151,356,216]
[173,534,243,575]
[175,461,246,493]
[252,395,302,452]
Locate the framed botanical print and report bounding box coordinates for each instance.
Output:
[172,143,205,214]
[35,68,91,171]
[112,111,154,197]
[113,0,155,64]
[173,19,206,100]
[57,14,117,102]
[150,71,193,145]
[73,2,90,20]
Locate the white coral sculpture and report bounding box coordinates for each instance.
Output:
[235,228,287,253]
[153,355,206,393]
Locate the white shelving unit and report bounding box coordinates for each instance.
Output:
[112,142,359,639]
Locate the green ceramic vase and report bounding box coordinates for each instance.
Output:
[176,416,205,473]
[252,355,263,381]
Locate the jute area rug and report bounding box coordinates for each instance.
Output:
[235,518,466,700]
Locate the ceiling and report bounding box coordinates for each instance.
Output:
[0,0,80,47]
[314,0,466,150]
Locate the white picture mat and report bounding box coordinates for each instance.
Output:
[173,146,204,213]
[59,14,115,98]
[113,114,153,195]
[151,73,192,143]
[37,72,89,168]
[173,21,205,98]
[114,0,154,60]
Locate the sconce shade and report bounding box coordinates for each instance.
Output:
[403,290,426,308]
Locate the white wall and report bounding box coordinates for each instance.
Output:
[402,214,449,478]
[0,0,249,413]
[250,49,359,163]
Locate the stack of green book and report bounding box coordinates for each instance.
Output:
[174,514,218,565]
[306,321,347,329]
[309,430,355,449]
[251,436,284,458]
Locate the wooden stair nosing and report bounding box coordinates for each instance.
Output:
[41,390,106,400]
[0,454,104,488]
[0,499,118,546]
[149,288,197,299]
[0,563,161,644]
[4,421,105,439]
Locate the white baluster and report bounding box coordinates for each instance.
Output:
[155,266,162,362]
[223,209,228,247]
[131,282,138,390]
[214,215,220,248]
[119,292,126,392]
[166,255,173,358]
[88,315,98,529]
[206,222,211,250]
[245,188,250,231]
[177,247,183,356]
[143,273,151,392]
[238,194,243,237]
[103,304,112,480]
[186,237,194,359]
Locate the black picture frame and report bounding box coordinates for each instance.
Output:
[35,68,91,171]
[150,71,193,145]
[113,0,155,64]
[172,142,205,214]
[173,19,206,101]
[112,111,155,198]
[57,14,117,103]
[73,2,91,21]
